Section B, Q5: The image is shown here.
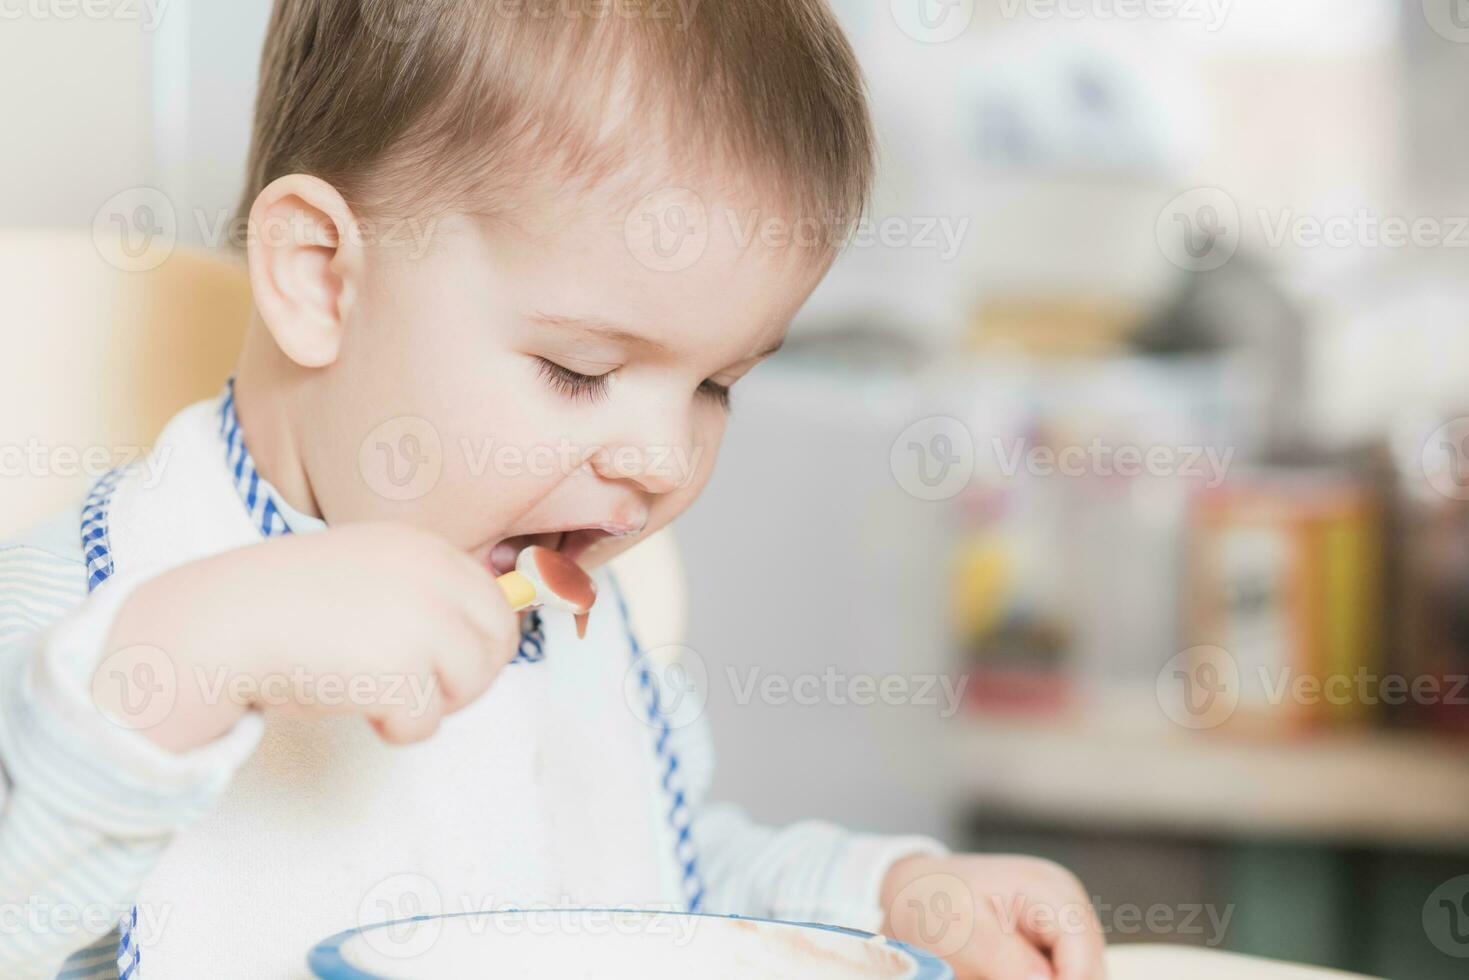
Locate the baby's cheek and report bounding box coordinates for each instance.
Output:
[662,466,714,524]
[412,451,545,544]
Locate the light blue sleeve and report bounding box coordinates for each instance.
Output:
[0,513,263,978]
[661,676,948,933]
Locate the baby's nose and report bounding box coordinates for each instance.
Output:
[588,441,695,495]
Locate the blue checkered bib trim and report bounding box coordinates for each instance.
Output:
[215,380,550,662]
[80,382,704,977]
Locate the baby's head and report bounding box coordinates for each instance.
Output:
[233,0,871,573]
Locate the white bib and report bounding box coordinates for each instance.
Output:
[94,400,689,978]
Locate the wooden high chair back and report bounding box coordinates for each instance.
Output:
[0,231,251,539]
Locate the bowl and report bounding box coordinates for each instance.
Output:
[309,907,953,979]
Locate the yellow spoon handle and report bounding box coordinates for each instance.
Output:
[497,570,537,612]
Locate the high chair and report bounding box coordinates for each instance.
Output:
[0,230,251,538]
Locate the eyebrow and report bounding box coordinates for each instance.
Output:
[528,312,786,359]
[529,312,670,354]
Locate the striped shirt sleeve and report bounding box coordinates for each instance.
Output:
[653,662,948,935]
[0,547,85,643]
[0,538,263,978]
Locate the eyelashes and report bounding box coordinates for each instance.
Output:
[536,358,732,411]
[698,379,732,411]
[536,358,611,403]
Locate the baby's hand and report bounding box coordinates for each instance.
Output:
[99,523,522,751]
[881,853,1107,980]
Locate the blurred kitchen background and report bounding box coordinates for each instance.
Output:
[8,1,1469,976]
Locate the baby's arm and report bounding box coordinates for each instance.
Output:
[669,685,1105,979]
[0,546,263,978]
[697,804,947,930]
[634,552,1102,978]
[0,520,522,976]
[619,542,945,930]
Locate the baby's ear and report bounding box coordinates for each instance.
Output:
[244,174,363,368]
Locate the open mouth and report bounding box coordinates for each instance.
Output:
[485,527,623,576]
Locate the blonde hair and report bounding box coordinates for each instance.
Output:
[239,0,874,242]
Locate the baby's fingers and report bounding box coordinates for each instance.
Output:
[368,684,446,745]
[1050,927,1107,980]
[1013,873,1105,980]
[957,932,1053,980]
[424,606,513,715]
[446,555,525,668]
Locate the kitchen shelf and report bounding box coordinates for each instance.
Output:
[952,711,1469,852]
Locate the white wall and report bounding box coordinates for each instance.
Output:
[0,0,271,237]
[679,366,959,839]
[153,1,273,245]
[0,15,153,228]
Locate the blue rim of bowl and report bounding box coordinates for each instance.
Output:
[308,907,953,980]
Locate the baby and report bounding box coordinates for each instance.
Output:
[0,1,1105,978]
